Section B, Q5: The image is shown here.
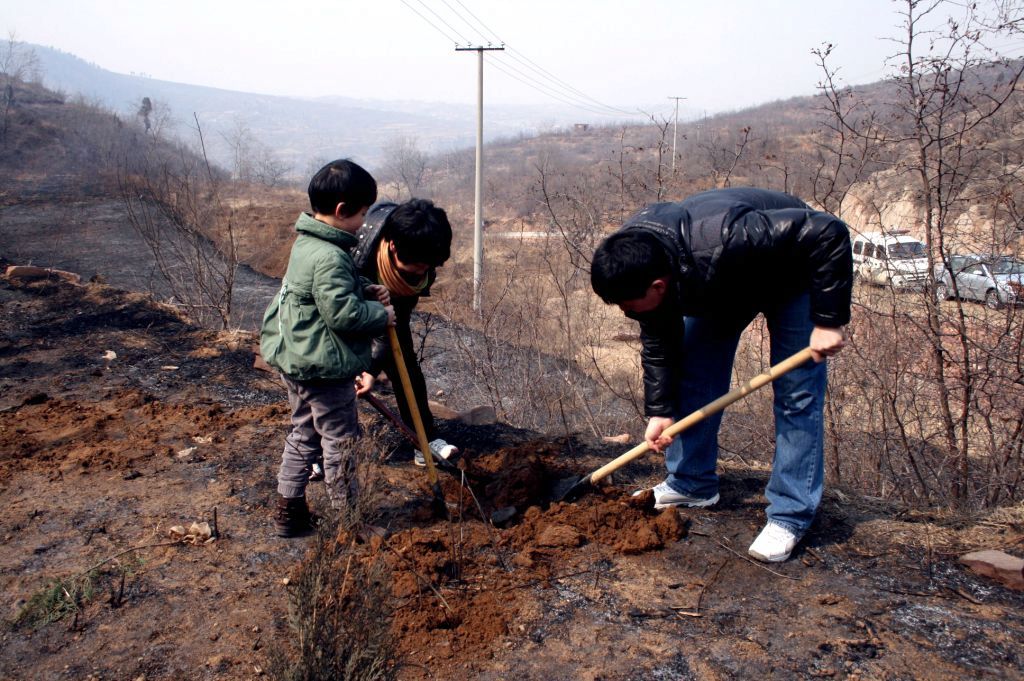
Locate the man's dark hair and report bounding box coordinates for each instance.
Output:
[308,159,377,216]
[382,199,452,267]
[591,230,673,303]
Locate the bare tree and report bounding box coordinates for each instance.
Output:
[119,115,239,329]
[816,0,1024,508]
[221,118,288,187]
[0,32,40,149]
[382,136,428,199]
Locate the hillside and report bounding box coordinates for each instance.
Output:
[27,44,618,174]
[1,266,1023,679]
[3,34,1024,680]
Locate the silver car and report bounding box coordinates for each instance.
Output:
[935,255,1024,309]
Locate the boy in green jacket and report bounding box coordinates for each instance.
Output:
[260,160,394,538]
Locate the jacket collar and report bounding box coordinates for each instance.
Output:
[294,212,358,248]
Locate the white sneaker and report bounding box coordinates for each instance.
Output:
[632,481,720,509]
[748,522,800,562]
[309,461,324,482]
[414,439,459,467]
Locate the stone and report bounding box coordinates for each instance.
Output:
[427,400,459,420]
[602,433,631,445]
[536,524,583,548]
[252,353,273,374]
[959,550,1024,590]
[4,265,81,284]
[490,506,517,527]
[459,405,497,426]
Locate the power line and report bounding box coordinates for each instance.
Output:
[412,0,475,46]
[413,0,636,117]
[446,1,633,115]
[502,48,637,116]
[398,0,461,45]
[451,0,503,45]
[437,0,496,46]
[486,56,628,117]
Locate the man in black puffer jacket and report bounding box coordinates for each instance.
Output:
[591,187,851,563]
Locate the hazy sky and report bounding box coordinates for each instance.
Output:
[0,0,993,119]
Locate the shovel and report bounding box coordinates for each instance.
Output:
[361,391,483,481]
[387,325,449,518]
[552,347,816,503]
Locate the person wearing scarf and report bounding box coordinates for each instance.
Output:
[351,199,458,467]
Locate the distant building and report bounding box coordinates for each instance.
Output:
[573,123,591,132]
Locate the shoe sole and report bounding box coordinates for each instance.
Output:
[275,525,316,538]
[652,492,720,510]
[414,454,455,468]
[747,548,792,563]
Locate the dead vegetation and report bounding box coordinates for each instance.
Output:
[2,7,1024,676]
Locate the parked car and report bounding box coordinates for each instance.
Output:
[851,231,929,289]
[935,255,1024,309]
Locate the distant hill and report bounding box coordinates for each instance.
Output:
[27,44,611,176]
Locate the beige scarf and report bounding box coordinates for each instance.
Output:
[376,240,428,297]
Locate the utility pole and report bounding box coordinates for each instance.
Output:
[457,45,505,313]
[668,96,686,173]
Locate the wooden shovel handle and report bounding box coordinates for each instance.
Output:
[588,347,816,485]
[363,392,419,446]
[387,326,441,486]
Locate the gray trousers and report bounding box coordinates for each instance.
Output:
[277,373,361,507]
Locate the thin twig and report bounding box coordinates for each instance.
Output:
[338,538,358,600]
[714,539,800,581]
[697,558,729,613]
[947,587,983,605]
[672,609,703,618]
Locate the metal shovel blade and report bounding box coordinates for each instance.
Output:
[551,474,592,503]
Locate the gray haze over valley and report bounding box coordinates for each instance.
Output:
[30,44,619,175]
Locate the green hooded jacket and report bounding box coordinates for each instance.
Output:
[260,213,389,380]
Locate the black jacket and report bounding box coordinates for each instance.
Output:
[352,202,438,375]
[620,187,852,416]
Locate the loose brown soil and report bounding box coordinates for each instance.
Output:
[2,269,1024,680]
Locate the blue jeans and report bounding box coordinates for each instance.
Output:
[663,292,826,534]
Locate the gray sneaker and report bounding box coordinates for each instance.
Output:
[632,481,720,509]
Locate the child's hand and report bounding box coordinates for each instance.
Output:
[385,305,396,326]
[366,284,390,306]
[355,372,375,396]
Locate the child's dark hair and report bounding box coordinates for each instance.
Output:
[383,199,452,267]
[591,230,673,303]
[308,159,377,217]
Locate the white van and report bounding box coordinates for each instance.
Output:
[851,231,929,289]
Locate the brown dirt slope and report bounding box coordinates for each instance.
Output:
[1,265,1023,680]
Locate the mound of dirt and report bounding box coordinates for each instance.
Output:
[378,440,692,665]
[511,498,688,555]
